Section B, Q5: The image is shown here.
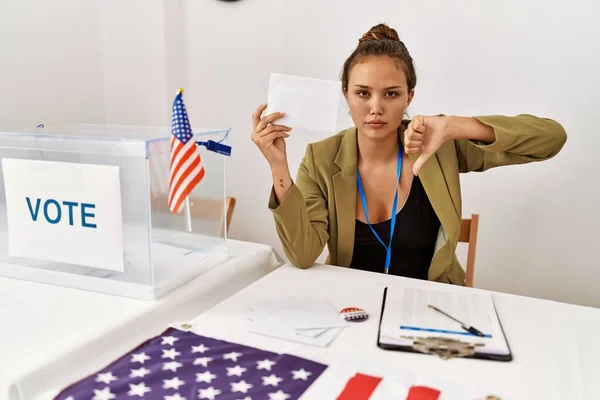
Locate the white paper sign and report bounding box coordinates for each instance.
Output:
[2,158,124,272]
[265,73,342,133]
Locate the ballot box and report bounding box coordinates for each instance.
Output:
[0,125,230,300]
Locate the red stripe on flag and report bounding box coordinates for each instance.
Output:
[168,154,201,205]
[170,166,205,213]
[336,373,382,400]
[406,385,441,400]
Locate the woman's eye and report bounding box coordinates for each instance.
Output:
[356,90,369,97]
[386,91,399,97]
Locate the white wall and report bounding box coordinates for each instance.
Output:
[1,0,598,308]
[0,0,105,127]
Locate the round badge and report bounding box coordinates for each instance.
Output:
[340,307,369,322]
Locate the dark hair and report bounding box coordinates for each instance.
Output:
[341,23,417,93]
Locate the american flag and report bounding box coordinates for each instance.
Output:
[168,89,205,213]
[53,327,328,400]
[52,327,494,400]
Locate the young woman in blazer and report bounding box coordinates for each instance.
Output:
[250,23,567,285]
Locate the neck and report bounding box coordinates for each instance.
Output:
[357,129,399,166]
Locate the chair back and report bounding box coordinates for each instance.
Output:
[458,213,479,287]
[151,194,236,236]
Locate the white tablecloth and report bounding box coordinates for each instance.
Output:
[2,239,282,400]
[181,263,600,400]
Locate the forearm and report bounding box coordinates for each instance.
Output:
[453,114,567,173]
[271,163,293,204]
[446,116,496,144]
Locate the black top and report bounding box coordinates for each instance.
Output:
[348,176,440,279]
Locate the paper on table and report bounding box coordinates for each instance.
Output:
[265,73,342,132]
[379,287,511,356]
[248,321,343,348]
[246,296,347,347]
[248,296,348,330]
[397,287,494,336]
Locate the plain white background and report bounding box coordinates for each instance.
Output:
[0,0,598,307]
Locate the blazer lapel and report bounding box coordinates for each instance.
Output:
[332,128,358,267]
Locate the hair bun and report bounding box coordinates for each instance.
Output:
[358,23,401,43]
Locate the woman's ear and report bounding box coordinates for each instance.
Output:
[407,89,415,108]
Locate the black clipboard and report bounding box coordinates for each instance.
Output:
[376,287,513,362]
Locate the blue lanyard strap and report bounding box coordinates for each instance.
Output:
[356,146,403,274]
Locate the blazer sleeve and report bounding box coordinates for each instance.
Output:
[267,143,328,268]
[454,114,567,173]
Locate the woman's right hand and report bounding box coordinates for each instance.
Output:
[251,104,292,168]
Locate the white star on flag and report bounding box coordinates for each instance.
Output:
[268,390,291,400]
[256,359,276,371]
[262,374,283,387]
[198,386,221,400]
[95,372,117,384]
[292,368,312,380]
[163,376,186,390]
[231,380,253,393]
[53,329,331,400]
[165,394,187,400]
[131,352,151,364]
[196,371,217,383]
[223,351,242,362]
[193,356,213,367]
[161,336,179,346]
[128,382,151,397]
[227,365,247,377]
[92,387,115,400]
[162,361,183,372]
[130,367,151,378]
[191,344,209,353]
[162,348,181,360]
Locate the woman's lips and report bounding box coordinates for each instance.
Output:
[366,121,387,129]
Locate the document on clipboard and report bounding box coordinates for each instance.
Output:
[377,286,512,361]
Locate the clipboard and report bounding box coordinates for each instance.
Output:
[376,287,513,362]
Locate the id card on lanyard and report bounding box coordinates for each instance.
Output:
[356,146,402,274]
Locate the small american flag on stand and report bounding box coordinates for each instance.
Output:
[168,88,205,214]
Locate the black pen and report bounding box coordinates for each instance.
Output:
[427,304,486,337]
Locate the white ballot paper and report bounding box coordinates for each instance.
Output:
[265,73,342,132]
[246,296,348,347]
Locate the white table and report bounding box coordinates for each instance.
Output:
[2,239,283,400]
[179,263,600,400]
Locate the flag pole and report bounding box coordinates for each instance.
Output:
[177,87,193,233]
[184,196,192,232]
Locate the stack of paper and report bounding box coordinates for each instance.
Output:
[246,296,348,347]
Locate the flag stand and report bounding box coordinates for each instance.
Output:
[184,196,192,232]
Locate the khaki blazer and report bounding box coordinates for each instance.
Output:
[268,114,567,284]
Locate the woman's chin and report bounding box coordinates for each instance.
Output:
[360,126,396,140]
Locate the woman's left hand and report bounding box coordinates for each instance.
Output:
[404,115,451,175]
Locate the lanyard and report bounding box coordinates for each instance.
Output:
[356,146,403,274]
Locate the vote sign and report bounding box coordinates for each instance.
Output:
[2,158,124,272]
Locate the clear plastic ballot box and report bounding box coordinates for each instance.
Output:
[0,124,230,300]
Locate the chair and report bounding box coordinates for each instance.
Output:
[458,213,479,288]
[151,194,236,236]
[186,196,236,237]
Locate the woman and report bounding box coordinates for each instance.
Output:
[250,23,567,285]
